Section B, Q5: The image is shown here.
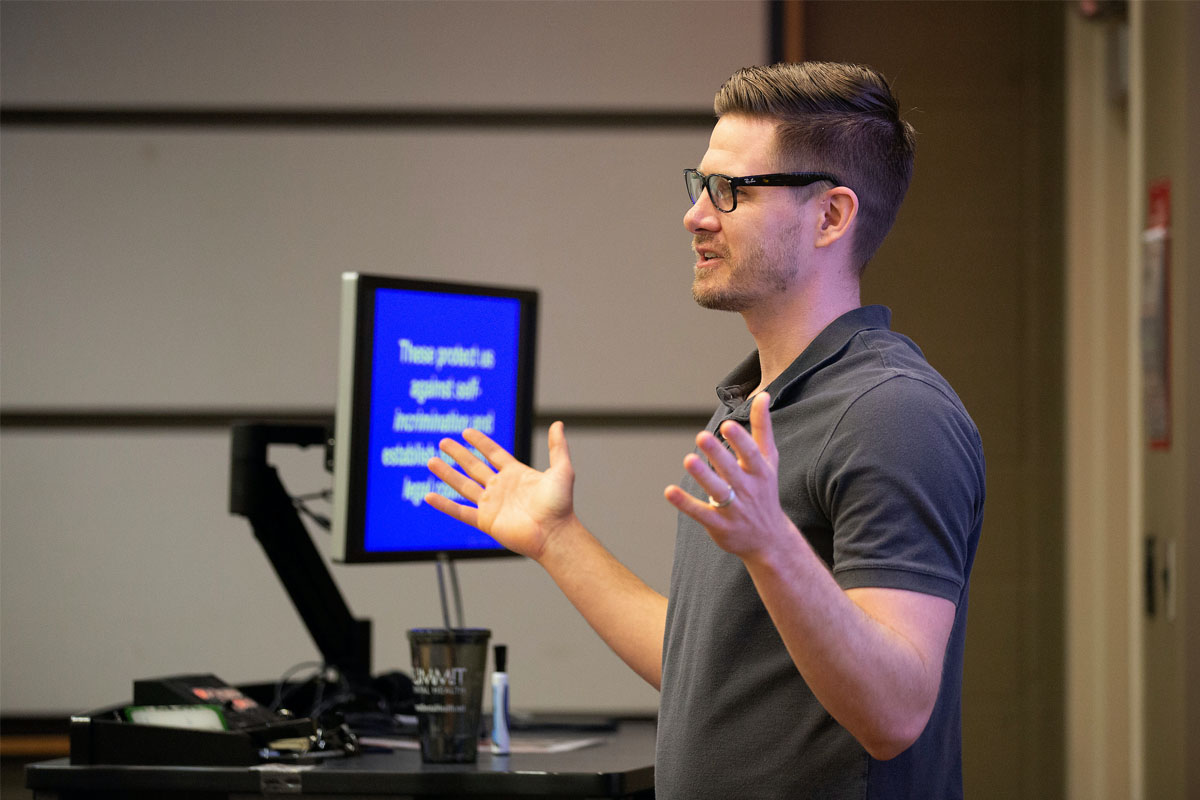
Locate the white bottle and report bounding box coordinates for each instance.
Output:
[491,644,510,755]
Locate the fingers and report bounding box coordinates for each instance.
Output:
[437,429,503,482]
[696,429,738,475]
[424,429,499,530]
[463,428,518,469]
[426,428,505,510]
[423,489,480,528]
[427,455,484,504]
[704,393,776,478]
[667,398,783,558]
[664,482,724,521]
[672,394,777,520]
[682,451,734,506]
[696,425,756,492]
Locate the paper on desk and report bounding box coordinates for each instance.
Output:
[359,735,604,754]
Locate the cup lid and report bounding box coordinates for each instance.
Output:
[407,627,491,644]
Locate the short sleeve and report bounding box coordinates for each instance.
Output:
[813,374,985,604]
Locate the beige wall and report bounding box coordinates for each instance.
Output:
[801,3,1066,798]
[1138,2,1199,798]
[1065,2,1200,799]
[1064,8,1138,797]
[0,0,766,715]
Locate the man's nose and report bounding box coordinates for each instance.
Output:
[684,190,721,233]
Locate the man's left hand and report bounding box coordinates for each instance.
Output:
[664,392,800,558]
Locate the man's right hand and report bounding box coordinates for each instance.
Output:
[425,421,577,562]
[429,421,668,689]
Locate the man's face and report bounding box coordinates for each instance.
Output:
[684,115,814,313]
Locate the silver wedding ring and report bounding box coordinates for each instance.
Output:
[708,486,736,508]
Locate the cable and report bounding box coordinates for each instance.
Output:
[435,554,466,629]
[450,558,464,628]
[270,661,326,713]
[436,556,454,629]
[292,488,333,531]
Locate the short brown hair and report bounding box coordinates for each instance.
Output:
[714,62,916,272]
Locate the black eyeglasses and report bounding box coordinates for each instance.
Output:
[684,168,841,213]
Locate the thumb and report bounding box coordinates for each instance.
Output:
[547,421,573,472]
[750,392,777,462]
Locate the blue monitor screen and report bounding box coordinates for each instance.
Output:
[332,273,537,563]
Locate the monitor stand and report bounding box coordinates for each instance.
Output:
[229,421,372,687]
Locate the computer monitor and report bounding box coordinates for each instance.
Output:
[331,272,538,563]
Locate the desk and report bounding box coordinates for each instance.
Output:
[25,721,656,799]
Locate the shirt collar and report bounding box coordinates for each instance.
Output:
[714,305,893,416]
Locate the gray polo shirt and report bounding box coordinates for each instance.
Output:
[656,305,984,800]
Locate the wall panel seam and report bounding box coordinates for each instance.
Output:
[0,107,716,131]
[0,409,713,431]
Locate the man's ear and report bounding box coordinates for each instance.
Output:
[814,186,858,249]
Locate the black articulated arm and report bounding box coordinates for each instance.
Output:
[229,422,372,686]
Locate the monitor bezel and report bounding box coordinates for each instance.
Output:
[330,272,537,564]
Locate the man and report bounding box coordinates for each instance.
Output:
[426,62,984,799]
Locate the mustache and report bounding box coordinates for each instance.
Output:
[691,235,729,258]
